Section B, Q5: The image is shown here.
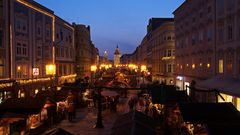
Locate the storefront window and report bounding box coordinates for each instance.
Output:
[219,93,233,103]
[18,90,25,98]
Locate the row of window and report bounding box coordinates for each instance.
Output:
[217,0,237,15]
[175,3,213,26]
[218,59,240,74]
[57,64,74,76]
[153,34,175,46]
[176,62,212,70]
[36,24,51,40]
[55,47,74,59]
[16,18,27,33]
[164,49,175,57]
[15,63,74,79]
[56,30,72,44]
[176,28,212,49]
[218,23,240,42]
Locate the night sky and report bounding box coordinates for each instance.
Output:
[36,0,184,59]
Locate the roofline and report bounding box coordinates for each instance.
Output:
[55,15,74,30]
[173,0,187,15]
[17,0,54,14]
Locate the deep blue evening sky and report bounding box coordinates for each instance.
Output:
[36,0,184,59]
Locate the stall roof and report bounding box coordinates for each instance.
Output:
[43,128,74,135]
[150,85,189,104]
[196,76,240,97]
[111,111,156,135]
[206,122,240,135]
[179,102,240,123]
[0,97,56,117]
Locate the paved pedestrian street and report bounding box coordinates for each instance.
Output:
[44,96,131,135]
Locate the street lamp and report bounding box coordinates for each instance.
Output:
[46,64,56,90]
[91,65,104,128]
[91,65,97,85]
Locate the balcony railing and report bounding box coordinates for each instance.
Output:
[161,56,175,60]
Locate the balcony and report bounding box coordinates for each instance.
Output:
[161,56,175,60]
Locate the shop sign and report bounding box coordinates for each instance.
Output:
[33,68,39,76]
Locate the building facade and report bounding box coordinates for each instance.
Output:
[55,16,75,84]
[151,19,175,85]
[73,23,99,78]
[174,0,240,110]
[174,0,216,90]
[121,18,175,84]
[5,0,56,99]
[0,0,78,102]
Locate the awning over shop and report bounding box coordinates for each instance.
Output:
[111,111,156,135]
[179,102,240,123]
[150,85,189,104]
[196,76,240,96]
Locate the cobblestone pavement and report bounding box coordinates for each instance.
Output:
[44,91,138,135]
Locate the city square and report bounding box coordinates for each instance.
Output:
[0,0,240,135]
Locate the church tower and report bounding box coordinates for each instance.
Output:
[114,45,121,67]
[103,51,108,63]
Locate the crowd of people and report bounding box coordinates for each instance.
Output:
[128,93,162,120]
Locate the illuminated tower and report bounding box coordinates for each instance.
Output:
[103,50,108,63]
[114,45,121,66]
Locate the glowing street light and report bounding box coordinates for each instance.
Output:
[91,65,97,72]
[46,64,56,75]
[140,65,147,72]
[46,64,56,90]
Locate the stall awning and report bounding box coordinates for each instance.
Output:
[111,111,156,135]
[179,102,240,123]
[196,76,240,97]
[0,97,56,116]
[150,85,189,104]
[206,122,240,135]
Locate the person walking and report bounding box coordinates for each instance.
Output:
[128,98,134,111]
[67,103,74,122]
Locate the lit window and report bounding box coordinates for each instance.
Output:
[219,59,224,73]
[167,64,172,73]
[207,63,211,68]
[192,64,195,69]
